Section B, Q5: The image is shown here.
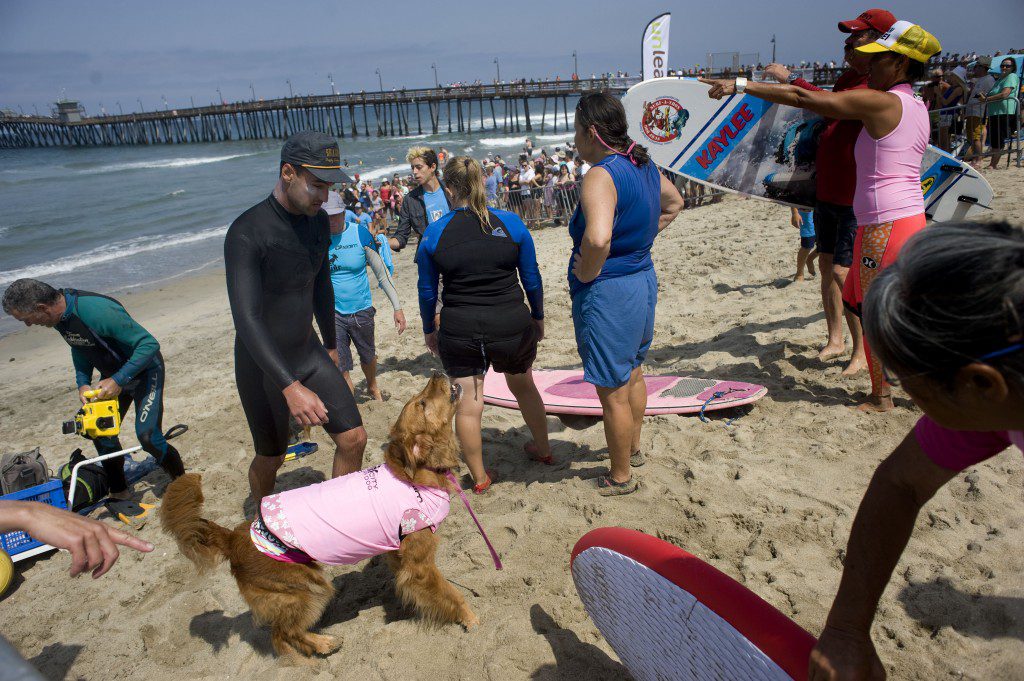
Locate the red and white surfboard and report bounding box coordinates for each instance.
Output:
[571,527,817,681]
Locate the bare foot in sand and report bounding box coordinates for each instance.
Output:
[856,394,894,413]
[818,342,846,362]
[794,273,805,282]
[367,384,384,401]
[842,355,868,376]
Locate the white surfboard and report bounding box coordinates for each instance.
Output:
[624,77,993,222]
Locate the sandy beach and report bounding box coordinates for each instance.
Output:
[2,167,1022,680]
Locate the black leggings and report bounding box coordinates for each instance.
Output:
[92,360,185,492]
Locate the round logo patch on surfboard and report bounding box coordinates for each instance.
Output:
[641,97,689,144]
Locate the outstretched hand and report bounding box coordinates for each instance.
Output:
[0,500,153,578]
[698,77,737,100]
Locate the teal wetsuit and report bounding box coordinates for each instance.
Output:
[55,289,185,491]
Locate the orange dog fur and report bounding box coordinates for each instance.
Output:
[159,374,479,660]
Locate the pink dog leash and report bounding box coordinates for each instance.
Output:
[445,471,503,570]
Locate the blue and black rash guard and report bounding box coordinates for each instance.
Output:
[416,207,543,337]
[55,289,161,387]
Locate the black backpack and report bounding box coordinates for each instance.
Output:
[1,448,50,495]
[59,449,110,512]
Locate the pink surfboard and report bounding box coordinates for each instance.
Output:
[571,527,817,681]
[482,369,766,416]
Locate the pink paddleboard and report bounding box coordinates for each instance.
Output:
[572,528,817,681]
[483,369,766,416]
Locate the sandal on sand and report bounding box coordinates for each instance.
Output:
[524,442,554,465]
[630,450,646,467]
[597,475,639,497]
[473,470,498,495]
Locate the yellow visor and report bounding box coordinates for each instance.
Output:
[855,20,941,63]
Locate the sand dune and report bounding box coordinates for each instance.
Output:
[1,168,1022,680]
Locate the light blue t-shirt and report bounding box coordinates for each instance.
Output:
[484,171,498,201]
[329,224,380,315]
[798,210,815,238]
[423,187,450,225]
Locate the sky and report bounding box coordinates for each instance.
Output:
[1,0,1021,115]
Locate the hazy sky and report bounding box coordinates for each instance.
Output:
[1,0,1021,114]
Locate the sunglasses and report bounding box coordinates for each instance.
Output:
[883,342,1024,386]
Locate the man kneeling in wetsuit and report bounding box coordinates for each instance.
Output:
[225,131,368,503]
[3,279,187,498]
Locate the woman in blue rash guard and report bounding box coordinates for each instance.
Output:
[416,156,552,494]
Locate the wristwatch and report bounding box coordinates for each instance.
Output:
[735,76,747,94]
[787,71,800,84]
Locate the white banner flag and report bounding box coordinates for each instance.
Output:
[642,13,671,81]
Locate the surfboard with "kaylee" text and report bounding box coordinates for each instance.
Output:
[623,77,993,222]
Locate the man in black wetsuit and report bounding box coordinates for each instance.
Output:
[224,131,367,502]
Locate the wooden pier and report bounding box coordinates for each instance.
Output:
[0,78,637,148]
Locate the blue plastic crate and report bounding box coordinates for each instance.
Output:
[0,479,68,556]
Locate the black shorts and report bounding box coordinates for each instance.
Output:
[234,338,362,457]
[813,200,857,267]
[988,113,1019,150]
[439,323,539,379]
[800,236,817,250]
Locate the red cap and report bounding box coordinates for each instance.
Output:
[838,8,896,33]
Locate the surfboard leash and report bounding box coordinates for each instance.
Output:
[698,387,744,425]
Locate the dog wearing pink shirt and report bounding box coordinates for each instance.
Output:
[160,374,479,661]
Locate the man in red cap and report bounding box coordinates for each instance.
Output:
[764,9,895,376]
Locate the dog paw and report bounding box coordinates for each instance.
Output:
[311,633,342,655]
[461,611,481,630]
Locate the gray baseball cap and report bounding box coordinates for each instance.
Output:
[281,130,353,183]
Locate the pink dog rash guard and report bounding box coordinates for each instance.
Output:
[259,463,450,565]
[914,415,1023,471]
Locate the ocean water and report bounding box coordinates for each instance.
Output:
[0,108,577,337]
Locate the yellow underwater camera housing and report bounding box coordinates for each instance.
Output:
[62,390,121,439]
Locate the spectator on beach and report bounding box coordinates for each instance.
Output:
[484,160,499,207]
[416,156,551,493]
[323,191,405,402]
[792,208,818,282]
[568,92,683,496]
[519,159,538,222]
[704,18,940,412]
[964,56,996,168]
[762,7,896,377]
[390,146,449,253]
[2,279,188,499]
[809,221,1024,680]
[980,57,1020,169]
[935,70,966,152]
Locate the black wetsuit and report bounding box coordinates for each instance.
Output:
[225,194,361,457]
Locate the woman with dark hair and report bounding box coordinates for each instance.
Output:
[979,57,1020,169]
[703,20,940,412]
[809,221,1024,679]
[569,91,684,496]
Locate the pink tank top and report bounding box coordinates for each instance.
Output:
[260,463,450,565]
[852,83,929,224]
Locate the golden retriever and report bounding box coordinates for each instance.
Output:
[159,374,478,661]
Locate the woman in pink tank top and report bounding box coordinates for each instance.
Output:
[701,20,941,411]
